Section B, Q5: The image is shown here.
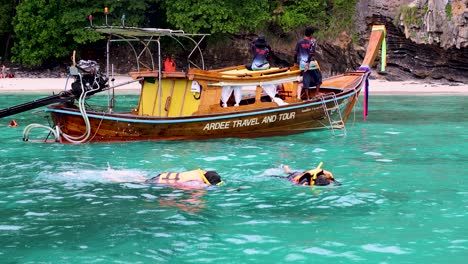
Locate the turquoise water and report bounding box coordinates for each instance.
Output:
[0,94,467,263]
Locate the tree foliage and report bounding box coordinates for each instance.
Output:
[6,0,358,67]
[0,0,18,60]
[163,0,270,33]
[0,0,16,35]
[11,0,162,66]
[273,0,328,32]
[12,0,69,66]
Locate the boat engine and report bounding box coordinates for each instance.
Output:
[0,60,111,119]
[70,60,109,96]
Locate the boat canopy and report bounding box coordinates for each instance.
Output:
[89,26,210,72]
[91,26,209,38]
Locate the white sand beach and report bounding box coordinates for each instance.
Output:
[0,76,467,95]
[368,79,468,95]
[0,75,141,93]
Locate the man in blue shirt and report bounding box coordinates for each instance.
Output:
[294,27,322,100]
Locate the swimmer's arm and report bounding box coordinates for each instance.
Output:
[104,175,126,183]
[104,175,147,183]
[282,165,293,174]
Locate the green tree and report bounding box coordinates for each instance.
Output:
[274,0,328,32]
[9,0,359,67]
[0,0,18,61]
[12,0,67,66]
[325,0,358,38]
[270,0,358,38]
[163,0,270,33]
[11,0,159,67]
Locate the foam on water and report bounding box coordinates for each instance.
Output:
[361,244,409,255]
[37,166,150,184]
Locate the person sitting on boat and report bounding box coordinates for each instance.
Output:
[106,168,223,189]
[163,55,176,72]
[246,36,271,71]
[277,162,341,186]
[294,27,322,100]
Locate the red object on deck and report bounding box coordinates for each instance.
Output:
[164,58,176,72]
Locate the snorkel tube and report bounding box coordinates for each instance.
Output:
[310,162,323,185]
[311,162,342,186]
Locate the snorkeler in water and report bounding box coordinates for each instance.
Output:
[274,162,341,186]
[144,169,223,187]
[105,166,223,189]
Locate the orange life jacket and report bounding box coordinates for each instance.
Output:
[292,168,323,185]
[164,58,176,72]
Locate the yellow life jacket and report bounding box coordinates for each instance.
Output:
[157,169,209,185]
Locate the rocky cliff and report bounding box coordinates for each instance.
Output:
[353,0,467,82]
[203,0,467,83]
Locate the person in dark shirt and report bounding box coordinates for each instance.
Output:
[246,36,271,71]
[294,27,322,100]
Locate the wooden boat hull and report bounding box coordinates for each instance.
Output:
[47,83,362,143]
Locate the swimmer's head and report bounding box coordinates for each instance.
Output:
[205,171,222,185]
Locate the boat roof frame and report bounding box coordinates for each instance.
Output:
[89,26,210,72]
[89,26,210,116]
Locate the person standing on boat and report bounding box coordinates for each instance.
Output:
[294,27,322,100]
[246,36,271,71]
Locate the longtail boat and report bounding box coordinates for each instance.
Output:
[1,25,387,143]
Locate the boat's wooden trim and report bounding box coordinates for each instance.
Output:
[48,90,358,143]
[130,71,188,79]
[322,72,365,90]
[210,65,246,72]
[361,25,386,68]
[189,67,302,83]
[217,67,296,77]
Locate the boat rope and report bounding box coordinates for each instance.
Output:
[85,115,106,143]
[356,67,370,121]
[23,123,60,142]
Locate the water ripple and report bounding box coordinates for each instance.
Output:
[362,244,409,254]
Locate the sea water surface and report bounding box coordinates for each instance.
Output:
[0,94,467,263]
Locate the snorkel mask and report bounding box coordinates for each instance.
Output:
[200,170,224,186]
